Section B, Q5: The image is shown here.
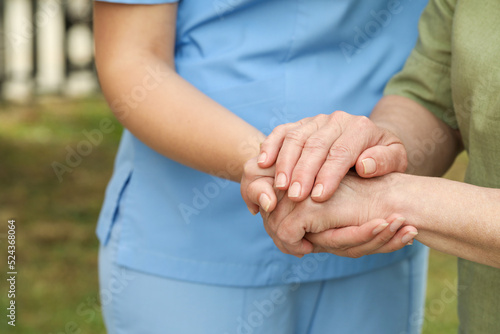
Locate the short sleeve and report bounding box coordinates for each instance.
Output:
[384,0,458,129]
[95,0,178,4]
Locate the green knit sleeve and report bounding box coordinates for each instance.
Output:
[384,0,458,129]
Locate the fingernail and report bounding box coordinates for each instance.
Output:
[248,206,258,215]
[257,152,267,164]
[288,182,301,198]
[311,184,324,198]
[372,223,389,235]
[276,173,287,188]
[402,231,418,244]
[406,240,414,246]
[362,158,377,175]
[390,217,406,232]
[259,193,271,212]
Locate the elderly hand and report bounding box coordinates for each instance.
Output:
[257,111,408,203]
[259,173,418,257]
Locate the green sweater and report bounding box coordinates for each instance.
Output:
[385,0,500,332]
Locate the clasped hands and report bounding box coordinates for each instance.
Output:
[241,111,418,258]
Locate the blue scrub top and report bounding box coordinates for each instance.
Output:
[97,0,428,286]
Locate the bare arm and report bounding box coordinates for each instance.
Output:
[389,173,500,268]
[94,2,265,182]
[370,95,463,176]
[267,172,500,268]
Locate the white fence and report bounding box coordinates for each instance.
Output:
[0,0,97,102]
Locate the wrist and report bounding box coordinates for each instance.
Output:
[372,172,406,217]
[384,172,431,231]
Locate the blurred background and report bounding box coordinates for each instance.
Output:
[0,1,467,333]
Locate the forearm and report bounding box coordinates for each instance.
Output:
[388,173,500,267]
[94,2,264,183]
[370,95,462,176]
[97,57,264,182]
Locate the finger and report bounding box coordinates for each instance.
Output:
[306,218,389,252]
[338,216,407,258]
[372,226,418,254]
[241,158,276,214]
[258,118,312,168]
[355,144,407,178]
[274,115,329,192]
[246,177,277,213]
[310,118,381,202]
[257,123,296,168]
[286,122,343,201]
[272,208,317,255]
[283,238,314,257]
[260,207,289,254]
[260,196,303,255]
[274,224,314,257]
[262,195,297,242]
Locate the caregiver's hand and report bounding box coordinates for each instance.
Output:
[258,111,408,203]
[240,157,277,215]
[259,173,418,257]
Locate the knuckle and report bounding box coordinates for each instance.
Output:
[242,160,255,176]
[315,113,329,122]
[273,123,288,134]
[284,129,306,145]
[242,159,252,171]
[269,124,288,139]
[304,136,329,151]
[356,115,372,128]
[245,180,259,195]
[276,226,292,243]
[266,216,279,232]
[327,144,353,162]
[331,110,346,118]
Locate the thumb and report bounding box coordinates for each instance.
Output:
[246,177,278,213]
[355,144,407,178]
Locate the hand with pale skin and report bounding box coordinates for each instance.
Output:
[260,169,500,269]
[239,111,416,256]
[257,173,418,257]
[241,111,408,214]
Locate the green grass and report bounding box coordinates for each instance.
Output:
[0,97,467,333]
[0,97,117,334]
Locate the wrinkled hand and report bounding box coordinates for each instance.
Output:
[257,111,407,203]
[259,173,418,257]
[303,218,417,258]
